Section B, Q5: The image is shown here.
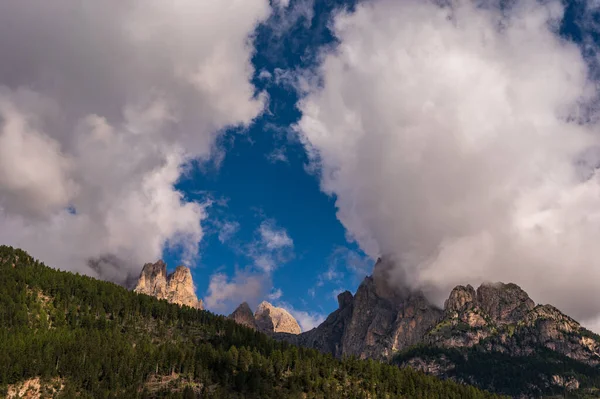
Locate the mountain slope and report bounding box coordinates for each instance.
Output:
[275,258,600,397]
[0,245,502,399]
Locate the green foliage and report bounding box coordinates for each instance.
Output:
[395,345,600,398]
[0,245,504,398]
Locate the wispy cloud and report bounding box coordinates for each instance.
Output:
[268,288,283,301]
[204,270,270,313]
[246,219,295,272]
[266,146,289,164]
[217,221,241,244]
[259,220,293,250]
[317,246,372,287]
[203,218,295,312]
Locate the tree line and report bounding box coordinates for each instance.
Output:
[0,245,505,398]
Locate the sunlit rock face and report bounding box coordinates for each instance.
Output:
[254,301,301,335]
[134,261,203,310]
[228,301,302,335]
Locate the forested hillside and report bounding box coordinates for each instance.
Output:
[0,245,503,398]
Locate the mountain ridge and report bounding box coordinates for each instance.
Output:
[230,300,302,335]
[262,257,600,397]
[0,245,504,399]
[134,260,204,310]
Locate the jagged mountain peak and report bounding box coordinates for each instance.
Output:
[134,261,203,310]
[474,281,535,325]
[227,301,302,335]
[444,284,477,313]
[140,260,167,280]
[229,302,258,330]
[337,290,353,309]
[255,301,301,335]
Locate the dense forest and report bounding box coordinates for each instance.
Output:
[395,344,600,398]
[0,245,504,398]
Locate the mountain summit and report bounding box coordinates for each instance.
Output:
[229,301,301,335]
[273,258,600,397]
[134,261,203,310]
[279,257,443,359]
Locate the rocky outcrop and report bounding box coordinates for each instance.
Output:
[340,260,443,360]
[134,261,203,310]
[135,260,168,299]
[278,257,443,360]
[228,301,301,335]
[476,282,535,325]
[269,256,600,397]
[255,301,301,334]
[277,290,356,357]
[403,282,600,396]
[229,302,258,330]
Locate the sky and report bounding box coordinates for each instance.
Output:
[1,0,600,332]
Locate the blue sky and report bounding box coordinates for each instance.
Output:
[166,0,367,326]
[161,0,600,328]
[165,0,600,328]
[3,0,600,332]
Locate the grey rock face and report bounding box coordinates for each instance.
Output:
[134,261,203,310]
[278,290,356,357]
[340,267,443,360]
[229,302,258,330]
[444,284,477,313]
[476,282,535,325]
[337,290,353,308]
[278,257,443,360]
[276,257,600,375]
[340,257,442,360]
[269,256,600,396]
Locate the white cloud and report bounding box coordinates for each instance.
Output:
[297,0,600,324]
[266,146,289,163]
[266,0,314,38]
[268,288,284,301]
[258,69,274,80]
[245,219,295,273]
[217,221,241,244]
[274,0,291,9]
[0,0,271,283]
[0,91,75,217]
[259,220,294,249]
[204,270,271,313]
[203,219,294,312]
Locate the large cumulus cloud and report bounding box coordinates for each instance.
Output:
[297,0,600,326]
[0,0,270,284]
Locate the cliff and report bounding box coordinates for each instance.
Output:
[134,261,203,310]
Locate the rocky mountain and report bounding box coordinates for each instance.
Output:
[277,257,443,359]
[272,257,600,397]
[229,301,301,335]
[2,245,503,399]
[395,282,600,396]
[228,302,258,330]
[134,260,203,310]
[255,301,302,334]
